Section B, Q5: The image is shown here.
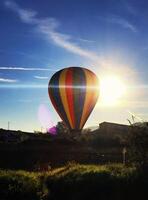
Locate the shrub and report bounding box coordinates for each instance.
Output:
[128,122,148,170]
[0,164,148,200]
[0,170,42,200]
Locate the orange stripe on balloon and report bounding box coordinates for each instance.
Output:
[59,69,73,129]
[65,68,75,129]
[80,69,99,129]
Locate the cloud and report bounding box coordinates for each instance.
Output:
[47,31,99,60]
[78,38,95,43]
[0,66,57,71]
[5,0,37,23]
[122,0,137,16]
[105,15,137,33]
[4,1,136,78]
[4,1,101,63]
[0,84,47,88]
[0,77,18,83]
[34,75,48,79]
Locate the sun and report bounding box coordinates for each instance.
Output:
[99,75,126,106]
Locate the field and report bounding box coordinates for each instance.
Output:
[0,163,148,200]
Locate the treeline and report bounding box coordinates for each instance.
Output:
[0,121,148,170]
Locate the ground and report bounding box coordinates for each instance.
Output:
[0,163,148,200]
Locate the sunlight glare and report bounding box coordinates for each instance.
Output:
[99,75,126,106]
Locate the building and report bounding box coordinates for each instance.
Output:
[99,122,129,137]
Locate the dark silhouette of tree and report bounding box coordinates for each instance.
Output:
[81,128,91,134]
[128,122,148,170]
[56,121,69,135]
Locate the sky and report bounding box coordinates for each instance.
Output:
[0,0,148,132]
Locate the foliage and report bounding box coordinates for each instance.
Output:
[0,164,148,200]
[0,128,125,170]
[127,122,148,170]
[81,128,91,134]
[0,170,42,200]
[34,130,43,134]
[56,121,69,135]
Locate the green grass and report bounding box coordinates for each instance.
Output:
[0,163,147,200]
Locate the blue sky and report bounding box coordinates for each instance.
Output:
[0,0,148,131]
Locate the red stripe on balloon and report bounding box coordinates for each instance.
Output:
[65,68,75,129]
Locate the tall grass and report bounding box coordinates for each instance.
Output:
[0,163,147,200]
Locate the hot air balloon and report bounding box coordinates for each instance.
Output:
[48,67,99,132]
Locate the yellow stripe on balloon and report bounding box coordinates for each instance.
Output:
[59,69,73,129]
[80,70,94,129]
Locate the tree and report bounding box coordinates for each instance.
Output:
[128,122,148,170]
[81,128,91,134]
[56,121,69,135]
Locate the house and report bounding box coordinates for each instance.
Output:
[99,122,129,137]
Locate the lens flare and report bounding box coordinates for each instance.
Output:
[38,104,57,135]
[48,126,57,134]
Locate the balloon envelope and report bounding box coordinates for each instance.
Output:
[48,67,99,131]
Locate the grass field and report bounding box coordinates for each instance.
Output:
[0,163,147,200]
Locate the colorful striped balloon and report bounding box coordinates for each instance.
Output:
[48,67,99,131]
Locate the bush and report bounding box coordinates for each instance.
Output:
[0,170,42,200]
[128,122,148,170]
[45,164,148,200]
[0,164,148,200]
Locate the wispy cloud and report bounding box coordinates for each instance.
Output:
[0,67,57,71]
[122,0,137,16]
[4,1,101,63]
[5,0,37,24]
[0,84,47,88]
[4,1,137,80]
[0,77,18,83]
[34,75,48,79]
[106,15,137,33]
[78,38,95,43]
